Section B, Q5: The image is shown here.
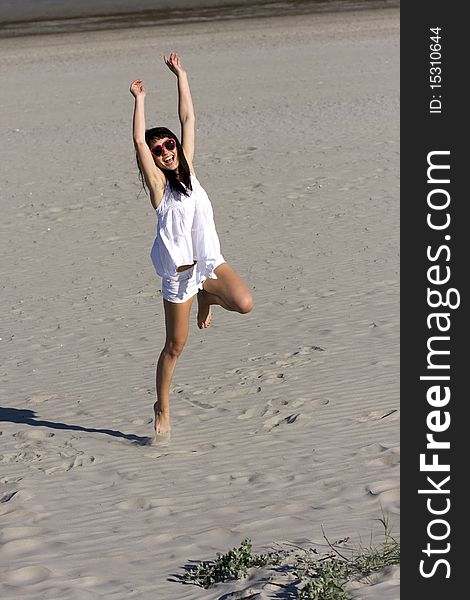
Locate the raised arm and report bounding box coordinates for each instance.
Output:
[130,79,165,209]
[164,53,196,168]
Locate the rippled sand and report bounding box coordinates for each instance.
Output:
[0,7,399,599]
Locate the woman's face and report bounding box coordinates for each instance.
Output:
[150,138,179,171]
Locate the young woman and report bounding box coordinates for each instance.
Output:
[130,52,253,440]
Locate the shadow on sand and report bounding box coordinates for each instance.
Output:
[169,561,298,599]
[0,406,152,446]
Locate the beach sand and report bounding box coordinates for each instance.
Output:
[0,7,399,599]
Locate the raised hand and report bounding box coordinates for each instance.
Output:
[164,52,186,77]
[130,79,146,98]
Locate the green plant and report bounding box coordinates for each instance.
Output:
[295,560,351,600]
[181,518,400,599]
[293,518,400,599]
[352,515,400,580]
[183,538,287,588]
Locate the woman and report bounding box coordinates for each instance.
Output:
[130,52,253,440]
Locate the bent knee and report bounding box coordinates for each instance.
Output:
[236,293,254,314]
[164,340,186,358]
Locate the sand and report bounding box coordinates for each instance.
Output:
[0,7,399,599]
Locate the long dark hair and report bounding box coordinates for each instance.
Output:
[136,127,192,197]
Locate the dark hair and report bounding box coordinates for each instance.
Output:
[136,127,192,197]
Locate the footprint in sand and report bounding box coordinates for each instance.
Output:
[266,398,289,410]
[42,451,96,474]
[263,413,300,430]
[257,373,286,386]
[63,452,96,471]
[237,405,269,420]
[13,429,55,441]
[0,490,18,504]
[291,397,330,409]
[6,433,96,474]
[290,345,325,356]
[1,449,42,465]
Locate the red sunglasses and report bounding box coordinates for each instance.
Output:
[150,138,176,157]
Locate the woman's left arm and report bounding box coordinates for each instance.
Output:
[164,52,195,167]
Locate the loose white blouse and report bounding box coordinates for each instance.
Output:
[150,174,222,284]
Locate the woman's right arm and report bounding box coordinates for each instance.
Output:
[130,80,165,209]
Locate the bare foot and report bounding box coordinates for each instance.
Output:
[154,403,171,435]
[197,289,212,329]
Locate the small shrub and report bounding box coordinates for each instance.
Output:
[181,518,400,599]
[184,538,287,588]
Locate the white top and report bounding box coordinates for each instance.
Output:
[150,174,222,281]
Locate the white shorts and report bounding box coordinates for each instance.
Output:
[161,257,225,303]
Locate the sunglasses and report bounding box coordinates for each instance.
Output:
[150,138,176,157]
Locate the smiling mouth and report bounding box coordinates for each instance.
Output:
[163,155,175,165]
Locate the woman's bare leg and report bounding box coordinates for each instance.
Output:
[154,297,193,434]
[197,262,253,328]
